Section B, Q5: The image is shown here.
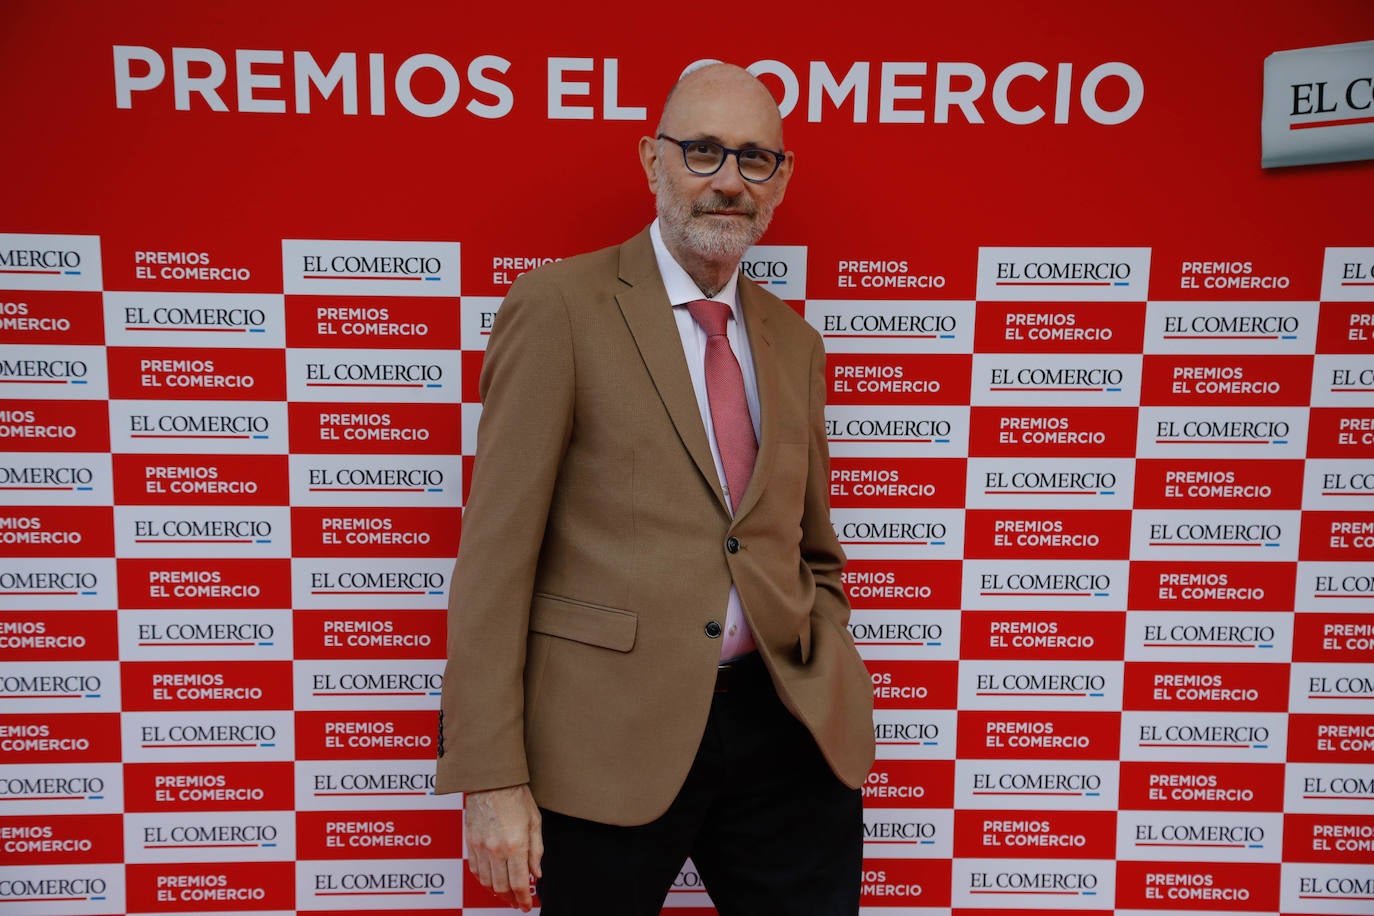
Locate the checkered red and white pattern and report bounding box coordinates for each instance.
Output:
[1,3,1371,914]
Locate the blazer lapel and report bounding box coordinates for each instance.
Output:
[730,275,777,521]
[614,231,729,513]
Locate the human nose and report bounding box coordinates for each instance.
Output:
[708,153,748,195]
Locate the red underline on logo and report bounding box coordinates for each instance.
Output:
[146,842,256,848]
[7,898,86,903]
[1290,114,1374,130]
[1341,281,1374,286]
[980,591,1090,596]
[1304,793,1374,799]
[1,795,83,800]
[0,486,72,490]
[131,434,250,439]
[317,890,427,896]
[1140,742,1248,748]
[1309,694,1374,699]
[1145,642,1254,648]
[1163,334,1276,339]
[1149,541,1260,546]
[995,281,1111,287]
[1,380,67,385]
[136,538,253,543]
[863,641,928,646]
[1316,593,1374,598]
[1322,491,1374,495]
[971,890,1078,895]
[142,742,257,748]
[1333,387,1374,392]
[972,790,1081,796]
[315,790,427,796]
[0,269,60,275]
[1156,439,1269,444]
[8,693,80,698]
[125,326,245,332]
[985,489,1097,495]
[140,641,254,646]
[310,487,426,492]
[840,540,928,545]
[991,387,1104,392]
[310,590,427,595]
[1136,841,1243,847]
[2,590,78,595]
[976,691,1087,696]
[1300,895,1374,901]
[306,382,424,387]
[303,275,422,281]
[825,333,937,338]
[313,691,425,696]
[830,438,933,443]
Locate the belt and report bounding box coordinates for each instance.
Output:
[715,651,767,693]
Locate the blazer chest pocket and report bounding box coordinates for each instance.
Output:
[529,593,637,652]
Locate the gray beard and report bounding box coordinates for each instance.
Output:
[656,193,773,267]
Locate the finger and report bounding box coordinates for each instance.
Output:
[529,826,544,880]
[474,851,495,891]
[507,857,533,911]
[488,851,513,896]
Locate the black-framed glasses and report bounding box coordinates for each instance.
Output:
[657,134,785,183]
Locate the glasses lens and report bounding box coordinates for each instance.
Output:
[682,141,725,175]
[736,148,779,181]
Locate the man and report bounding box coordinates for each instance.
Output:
[436,62,874,914]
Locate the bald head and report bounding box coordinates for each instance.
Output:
[656,63,786,151]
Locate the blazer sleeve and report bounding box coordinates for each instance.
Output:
[800,332,852,632]
[435,275,575,794]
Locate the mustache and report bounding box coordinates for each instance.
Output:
[691,196,756,217]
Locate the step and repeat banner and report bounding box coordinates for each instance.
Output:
[2,2,1372,914]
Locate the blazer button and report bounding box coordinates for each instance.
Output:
[704,620,723,639]
[725,536,740,554]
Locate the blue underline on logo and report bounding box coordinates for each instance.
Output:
[252,435,269,439]
[258,641,274,646]
[78,486,93,491]
[263,842,277,847]
[931,541,946,546]
[89,794,104,799]
[424,276,441,281]
[1099,490,1115,495]
[81,590,97,595]
[1264,542,1279,547]
[1253,744,1268,749]
[249,328,266,333]
[927,641,941,646]
[428,890,445,895]
[1082,890,1097,895]
[85,693,100,698]
[922,741,938,746]
[939,334,955,338]
[1249,843,1263,848]
[64,270,81,275]
[1089,692,1104,697]
[428,590,444,595]
[90,897,105,901]
[429,691,441,695]
[71,379,87,384]
[260,742,276,747]
[1281,334,1297,339]
[256,539,271,544]
[1093,592,1109,597]
[935,438,950,443]
[425,383,441,388]
[426,487,443,492]
[1272,439,1287,444]
[920,839,935,844]
[769,280,785,285]
[1085,791,1100,796]
[1259,643,1273,648]
[1112,282,1128,287]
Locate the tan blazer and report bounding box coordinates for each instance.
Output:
[436,228,874,826]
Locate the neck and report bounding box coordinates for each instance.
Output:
[662,236,737,300]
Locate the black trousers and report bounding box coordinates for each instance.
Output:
[536,652,863,916]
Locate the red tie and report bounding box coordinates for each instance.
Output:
[686,300,757,513]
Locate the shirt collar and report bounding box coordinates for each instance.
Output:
[649,219,743,317]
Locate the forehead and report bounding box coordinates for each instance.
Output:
[661,72,784,148]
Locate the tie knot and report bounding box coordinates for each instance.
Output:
[686,299,731,337]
